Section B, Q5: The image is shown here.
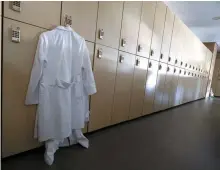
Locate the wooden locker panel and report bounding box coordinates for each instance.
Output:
[153,62,167,112]
[111,51,135,124]
[136,1,156,58]
[150,2,166,61]
[129,56,149,120]
[119,1,142,54]
[161,65,174,110]
[160,7,174,63]
[96,1,123,49]
[2,18,45,157]
[169,67,180,107]
[62,1,98,42]
[89,44,118,132]
[143,60,159,115]
[4,1,61,29]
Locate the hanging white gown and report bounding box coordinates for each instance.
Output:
[25,26,96,142]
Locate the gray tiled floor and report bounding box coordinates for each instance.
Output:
[2,98,220,170]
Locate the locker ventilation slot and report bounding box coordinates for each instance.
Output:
[11,1,21,12]
[11,27,21,43]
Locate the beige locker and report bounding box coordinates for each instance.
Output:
[161,65,174,110]
[61,1,98,42]
[143,60,159,115]
[169,67,180,107]
[136,1,156,58]
[89,44,118,132]
[153,62,167,112]
[129,56,149,120]
[4,1,61,29]
[175,21,184,67]
[111,51,135,124]
[2,18,45,157]
[96,1,123,49]
[119,1,142,54]
[82,41,95,134]
[160,7,174,63]
[149,2,166,61]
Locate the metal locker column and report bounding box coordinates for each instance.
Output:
[160,7,174,64]
[150,2,166,61]
[169,67,180,107]
[4,1,61,29]
[2,18,45,157]
[96,1,123,49]
[129,56,149,120]
[111,51,135,125]
[62,2,98,42]
[119,1,142,54]
[136,1,156,58]
[143,60,159,115]
[153,62,167,112]
[89,45,118,132]
[161,65,174,110]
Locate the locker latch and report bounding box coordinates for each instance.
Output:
[119,55,124,63]
[174,68,176,73]
[121,39,126,47]
[167,67,170,72]
[136,58,140,66]
[168,57,171,62]
[150,49,154,56]
[64,15,72,26]
[159,65,162,70]
[179,70,182,74]
[149,62,152,68]
[160,53,163,59]
[138,44,142,52]
[184,71,186,75]
[175,59,178,64]
[189,65,191,68]
[188,72,190,75]
[193,66,195,70]
[180,61,183,66]
[97,48,103,59]
[99,29,104,40]
[11,27,21,43]
[11,1,21,12]
[185,63,187,67]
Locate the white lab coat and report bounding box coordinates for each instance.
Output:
[25,26,96,142]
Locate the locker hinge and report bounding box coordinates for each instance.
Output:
[119,55,124,63]
[136,58,140,66]
[97,48,103,59]
[11,1,21,12]
[138,44,142,52]
[121,39,126,47]
[99,29,104,40]
[160,53,163,59]
[11,27,21,43]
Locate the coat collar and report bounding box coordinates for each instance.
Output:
[56,26,73,32]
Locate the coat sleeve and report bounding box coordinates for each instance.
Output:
[25,34,47,105]
[81,40,97,95]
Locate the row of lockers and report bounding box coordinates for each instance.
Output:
[2,1,212,75]
[1,1,212,157]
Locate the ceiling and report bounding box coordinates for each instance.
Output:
[165,1,220,51]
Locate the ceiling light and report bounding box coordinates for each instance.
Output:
[212,16,220,20]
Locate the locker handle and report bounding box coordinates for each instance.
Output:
[175,59,178,64]
[136,58,140,66]
[160,53,163,59]
[174,68,176,73]
[159,65,162,70]
[185,63,187,67]
[97,48,103,59]
[99,29,104,40]
[121,38,126,47]
[167,67,170,72]
[189,65,191,68]
[149,62,152,68]
[184,71,186,75]
[168,57,171,62]
[193,66,195,70]
[138,44,142,52]
[188,72,190,75]
[179,70,182,74]
[180,61,183,66]
[119,55,124,63]
[150,49,154,56]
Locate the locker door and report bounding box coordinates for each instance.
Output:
[62,2,98,42]
[154,62,167,112]
[161,65,174,110]
[4,2,61,29]
[119,1,142,54]
[178,69,185,105]
[136,1,156,58]
[169,67,180,107]
[129,56,149,120]
[2,18,45,157]
[96,1,123,49]
[160,7,174,63]
[89,44,118,132]
[150,2,166,61]
[111,51,135,124]
[143,60,159,115]
[82,41,95,134]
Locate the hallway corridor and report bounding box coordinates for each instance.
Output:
[2,98,220,170]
